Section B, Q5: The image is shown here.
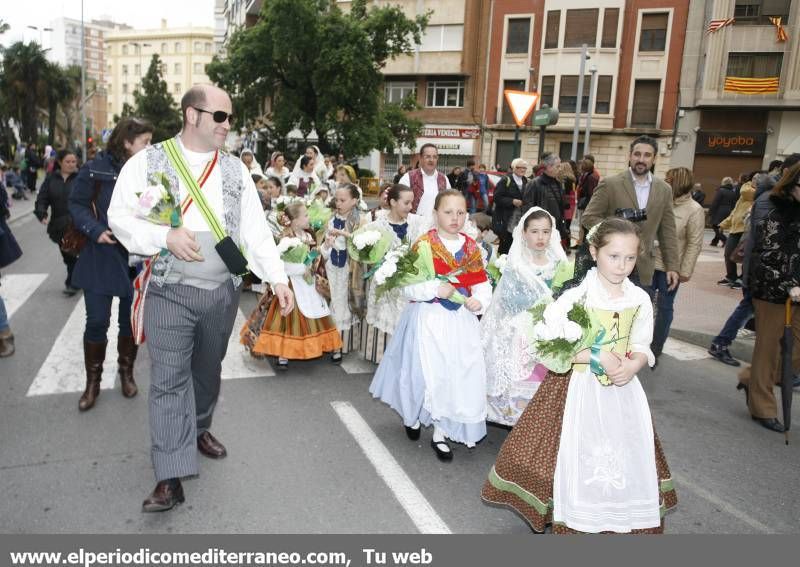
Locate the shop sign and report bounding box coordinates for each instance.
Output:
[695,131,766,156]
[420,127,481,139]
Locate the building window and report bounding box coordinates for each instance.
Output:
[425,79,465,108]
[122,64,128,75]
[601,8,619,48]
[420,24,464,52]
[175,42,182,53]
[506,18,531,54]
[159,63,167,75]
[539,76,555,108]
[495,140,518,172]
[727,52,783,77]
[559,75,590,113]
[734,0,791,25]
[631,80,660,127]
[595,76,612,113]
[174,63,182,74]
[559,141,585,162]
[501,80,527,123]
[544,11,560,49]
[122,45,128,55]
[205,42,212,53]
[161,42,168,53]
[175,83,181,93]
[134,64,140,75]
[194,62,203,74]
[122,83,128,94]
[564,9,598,48]
[384,81,416,104]
[639,13,669,52]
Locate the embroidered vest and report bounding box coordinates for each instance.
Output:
[146,139,245,286]
[409,168,447,213]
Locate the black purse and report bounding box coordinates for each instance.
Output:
[0,216,22,268]
[215,235,249,275]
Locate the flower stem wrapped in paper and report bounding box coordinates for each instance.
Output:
[527,295,597,375]
[276,236,319,284]
[347,226,394,264]
[373,240,467,304]
[135,172,181,228]
[307,199,333,234]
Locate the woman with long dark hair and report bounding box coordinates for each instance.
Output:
[69,118,154,411]
[35,149,80,295]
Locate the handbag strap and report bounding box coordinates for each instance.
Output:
[163,138,225,242]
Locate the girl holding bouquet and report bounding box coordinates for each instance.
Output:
[369,190,492,461]
[241,201,342,369]
[482,218,676,534]
[481,207,568,426]
[362,184,429,363]
[321,183,368,355]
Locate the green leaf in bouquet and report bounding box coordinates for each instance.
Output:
[281,243,310,264]
[551,258,575,293]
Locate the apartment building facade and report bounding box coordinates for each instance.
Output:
[672,0,800,199]
[105,23,215,127]
[482,0,689,177]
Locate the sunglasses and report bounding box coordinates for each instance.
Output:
[193,107,234,124]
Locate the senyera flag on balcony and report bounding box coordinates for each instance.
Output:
[706,18,734,34]
[724,76,780,95]
[769,17,789,42]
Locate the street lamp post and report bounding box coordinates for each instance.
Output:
[80,0,86,162]
[130,41,152,90]
[27,25,53,47]
[570,44,589,162]
[584,65,598,156]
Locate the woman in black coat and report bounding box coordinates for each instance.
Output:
[491,158,528,254]
[69,118,154,411]
[708,177,737,246]
[737,163,800,433]
[34,149,79,295]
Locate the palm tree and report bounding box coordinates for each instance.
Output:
[0,41,49,143]
[43,62,78,147]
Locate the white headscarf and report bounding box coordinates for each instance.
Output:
[508,206,567,283]
[293,144,329,181]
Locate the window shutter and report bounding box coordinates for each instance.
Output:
[601,8,619,48]
[545,11,560,49]
[564,9,599,48]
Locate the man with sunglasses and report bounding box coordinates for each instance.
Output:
[108,84,294,512]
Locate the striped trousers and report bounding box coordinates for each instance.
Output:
[143,280,240,481]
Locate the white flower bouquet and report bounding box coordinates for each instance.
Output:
[527,295,597,375]
[134,172,181,228]
[347,227,394,264]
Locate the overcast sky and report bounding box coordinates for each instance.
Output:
[2,0,215,46]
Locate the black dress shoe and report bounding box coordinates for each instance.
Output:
[431,439,453,462]
[331,351,342,365]
[405,425,421,441]
[709,344,740,367]
[142,479,184,512]
[197,431,227,459]
[752,417,785,433]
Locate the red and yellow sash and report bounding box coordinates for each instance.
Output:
[416,229,488,290]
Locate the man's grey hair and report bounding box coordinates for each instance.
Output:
[541,152,560,167]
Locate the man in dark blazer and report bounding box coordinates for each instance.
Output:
[581,135,679,289]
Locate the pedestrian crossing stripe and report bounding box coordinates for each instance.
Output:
[1,273,49,319]
[26,299,274,397]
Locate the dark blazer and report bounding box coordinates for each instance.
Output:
[69,151,133,297]
[492,174,527,234]
[522,173,567,238]
[709,185,737,226]
[34,171,78,243]
[581,169,679,286]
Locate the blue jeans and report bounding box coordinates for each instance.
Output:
[468,189,490,214]
[84,290,133,343]
[0,294,9,332]
[713,287,753,347]
[649,270,680,357]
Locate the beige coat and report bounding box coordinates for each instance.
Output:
[581,169,679,286]
[719,182,755,234]
[654,193,705,279]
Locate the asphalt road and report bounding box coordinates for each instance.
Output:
[1,214,798,534]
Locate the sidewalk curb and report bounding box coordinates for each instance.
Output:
[671,327,754,365]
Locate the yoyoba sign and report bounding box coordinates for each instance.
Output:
[695,131,766,155]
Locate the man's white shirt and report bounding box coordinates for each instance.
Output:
[107,138,288,286]
[399,169,451,218]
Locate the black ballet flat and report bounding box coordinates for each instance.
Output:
[431,439,453,462]
[331,351,342,365]
[752,417,785,433]
[276,358,289,371]
[405,426,421,441]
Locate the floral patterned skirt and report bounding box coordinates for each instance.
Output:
[241,288,342,360]
[481,369,677,534]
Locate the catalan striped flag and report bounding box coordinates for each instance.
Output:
[769,17,789,42]
[724,76,780,94]
[706,18,735,34]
